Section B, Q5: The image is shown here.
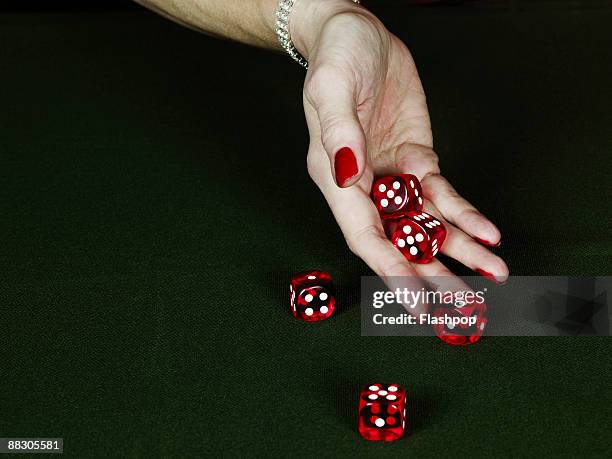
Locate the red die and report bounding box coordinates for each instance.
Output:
[387,211,447,264]
[433,301,487,345]
[358,384,407,441]
[289,271,335,322]
[371,174,423,217]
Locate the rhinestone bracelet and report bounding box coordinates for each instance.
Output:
[276,0,361,69]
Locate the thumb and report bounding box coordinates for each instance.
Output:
[308,77,367,188]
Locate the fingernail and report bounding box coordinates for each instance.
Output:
[476,268,506,285]
[475,237,501,248]
[334,147,358,187]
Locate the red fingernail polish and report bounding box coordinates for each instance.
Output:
[475,237,501,248]
[476,269,506,285]
[334,147,358,187]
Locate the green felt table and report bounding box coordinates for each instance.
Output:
[1,3,611,457]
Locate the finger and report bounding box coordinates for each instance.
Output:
[304,67,366,188]
[317,174,429,314]
[345,224,431,315]
[317,175,418,279]
[412,256,456,279]
[346,224,418,279]
[421,203,509,283]
[303,102,425,311]
[421,173,501,247]
[441,227,509,284]
[302,113,412,279]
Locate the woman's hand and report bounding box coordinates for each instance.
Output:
[293,1,509,282]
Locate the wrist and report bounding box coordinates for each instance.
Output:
[290,0,365,60]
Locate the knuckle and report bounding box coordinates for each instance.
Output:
[403,146,440,176]
[423,156,440,175]
[345,224,381,257]
[424,263,451,278]
[421,172,443,191]
[320,115,351,148]
[345,235,364,258]
[306,150,326,183]
[304,65,342,104]
[428,154,440,174]
[377,260,411,278]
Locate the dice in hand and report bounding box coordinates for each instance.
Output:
[371,174,423,217]
[358,383,407,441]
[386,211,447,264]
[290,271,335,321]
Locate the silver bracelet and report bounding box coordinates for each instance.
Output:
[276,0,360,69]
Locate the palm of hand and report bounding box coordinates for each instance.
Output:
[302,12,507,283]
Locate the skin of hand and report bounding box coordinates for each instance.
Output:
[134,0,508,291]
[291,1,509,284]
